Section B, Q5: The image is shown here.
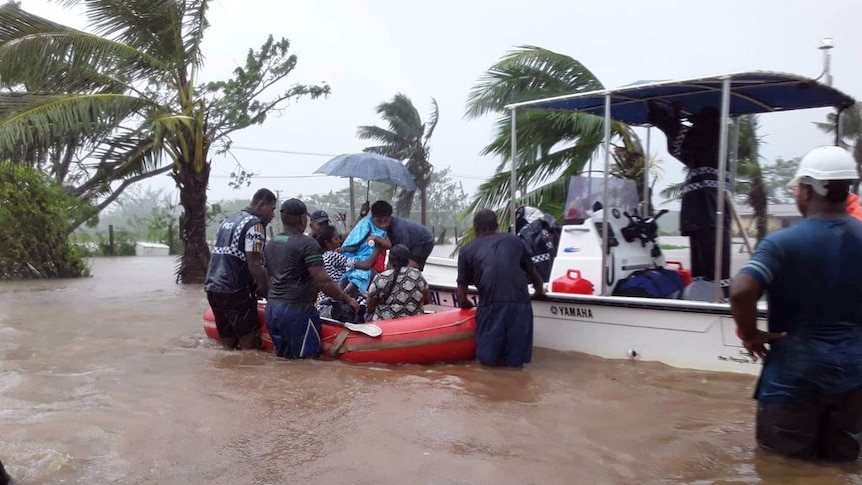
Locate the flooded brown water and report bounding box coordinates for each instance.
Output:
[0,257,859,484]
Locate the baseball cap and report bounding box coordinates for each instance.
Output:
[310,210,330,223]
[280,198,307,216]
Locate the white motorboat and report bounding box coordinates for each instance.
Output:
[425,66,856,375]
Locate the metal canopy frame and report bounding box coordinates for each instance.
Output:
[505,70,857,302]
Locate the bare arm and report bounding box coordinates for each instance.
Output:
[310,266,359,315]
[730,274,784,361]
[246,252,269,297]
[456,282,474,309]
[526,266,545,299]
[423,286,430,305]
[353,246,382,270]
[366,295,379,315]
[730,274,760,339]
[370,235,392,249]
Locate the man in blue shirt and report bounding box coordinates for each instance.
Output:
[730,145,862,461]
[457,209,545,367]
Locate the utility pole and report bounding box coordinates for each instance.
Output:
[272,189,282,237]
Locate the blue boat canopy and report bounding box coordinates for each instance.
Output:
[504,71,857,126]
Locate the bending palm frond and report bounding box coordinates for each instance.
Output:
[0,92,153,153]
[465,45,603,119]
[464,45,648,222]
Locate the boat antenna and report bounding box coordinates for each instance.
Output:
[815,37,834,86]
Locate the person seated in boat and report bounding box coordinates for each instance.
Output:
[340,202,391,294]
[457,209,545,368]
[367,200,435,271]
[263,198,360,359]
[365,245,430,321]
[730,146,862,462]
[647,103,731,292]
[314,225,383,303]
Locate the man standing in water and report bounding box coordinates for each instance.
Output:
[204,188,276,350]
[264,199,360,358]
[648,103,731,291]
[456,209,545,367]
[730,146,862,461]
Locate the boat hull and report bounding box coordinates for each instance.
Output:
[426,283,764,376]
[203,303,477,365]
[321,309,476,364]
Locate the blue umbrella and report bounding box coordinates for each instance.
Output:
[315,153,417,191]
[314,153,417,223]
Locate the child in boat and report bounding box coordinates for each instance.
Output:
[366,245,430,321]
[314,225,382,304]
[340,207,391,293]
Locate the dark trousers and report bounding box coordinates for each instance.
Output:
[207,290,261,350]
[476,302,533,367]
[756,390,862,461]
[264,303,322,359]
[688,225,731,283]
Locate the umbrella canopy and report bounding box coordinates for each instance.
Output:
[314,153,417,191]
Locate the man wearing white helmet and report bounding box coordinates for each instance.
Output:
[730,145,862,461]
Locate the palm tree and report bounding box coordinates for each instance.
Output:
[736,115,768,242]
[357,93,438,224]
[815,102,862,194]
[464,45,648,228]
[0,1,329,283]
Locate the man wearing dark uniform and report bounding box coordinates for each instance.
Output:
[456,209,545,367]
[648,103,731,290]
[204,188,276,350]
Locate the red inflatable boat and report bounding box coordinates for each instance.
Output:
[203,303,476,364]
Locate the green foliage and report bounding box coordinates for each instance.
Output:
[464,45,648,222]
[98,230,136,256]
[0,1,330,283]
[762,157,800,204]
[0,161,89,278]
[814,103,862,194]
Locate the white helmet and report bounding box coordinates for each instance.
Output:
[790,145,858,196]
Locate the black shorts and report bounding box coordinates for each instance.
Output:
[409,242,434,271]
[207,290,261,341]
[756,390,862,461]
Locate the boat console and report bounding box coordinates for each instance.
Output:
[549,206,671,296]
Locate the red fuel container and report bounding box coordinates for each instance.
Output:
[665,261,692,286]
[551,269,594,295]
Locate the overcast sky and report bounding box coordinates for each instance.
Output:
[21,0,862,208]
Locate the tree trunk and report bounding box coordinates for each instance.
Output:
[175,163,211,284]
[750,171,769,242]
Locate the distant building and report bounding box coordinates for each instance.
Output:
[734,204,801,237]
